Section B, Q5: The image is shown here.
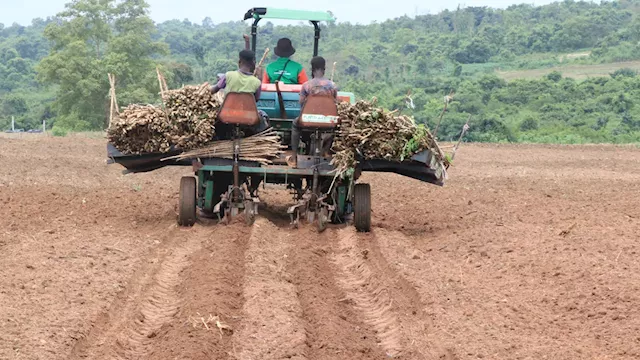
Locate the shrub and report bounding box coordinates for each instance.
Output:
[51,126,68,137]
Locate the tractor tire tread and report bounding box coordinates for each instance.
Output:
[354,183,371,232]
[178,176,197,227]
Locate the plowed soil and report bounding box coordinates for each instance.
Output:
[1,136,639,360]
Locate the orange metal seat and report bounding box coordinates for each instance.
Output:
[217,92,260,126]
[298,95,339,129]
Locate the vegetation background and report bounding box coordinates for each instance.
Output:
[3,0,640,143]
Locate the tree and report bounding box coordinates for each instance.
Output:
[38,0,166,130]
[545,71,562,82]
[202,17,214,28]
[519,117,539,131]
[610,68,636,78]
[1,94,28,116]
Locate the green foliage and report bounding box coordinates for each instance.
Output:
[1,0,640,145]
[545,71,563,82]
[51,126,68,137]
[402,125,430,160]
[611,68,637,79]
[519,117,539,131]
[37,0,168,130]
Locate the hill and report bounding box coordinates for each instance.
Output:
[2,0,640,143]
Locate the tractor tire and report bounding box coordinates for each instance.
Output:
[354,183,371,232]
[178,176,197,227]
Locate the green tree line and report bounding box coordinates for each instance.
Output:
[2,0,640,143]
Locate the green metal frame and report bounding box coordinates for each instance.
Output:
[245,8,335,22]
[244,7,335,56]
[195,164,352,219]
[199,165,334,176]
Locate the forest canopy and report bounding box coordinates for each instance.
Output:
[2,0,640,143]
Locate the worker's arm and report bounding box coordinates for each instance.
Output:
[243,34,250,50]
[254,83,262,102]
[297,69,309,84]
[299,84,308,104]
[211,75,226,94]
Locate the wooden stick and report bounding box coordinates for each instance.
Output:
[112,75,119,113]
[433,90,454,138]
[108,74,114,127]
[254,47,270,76]
[156,66,166,99]
[330,61,337,82]
[108,73,119,128]
[398,89,412,114]
[161,74,168,93]
[451,115,471,161]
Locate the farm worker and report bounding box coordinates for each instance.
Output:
[288,56,338,168]
[210,49,270,135]
[262,38,309,85]
[299,56,338,104]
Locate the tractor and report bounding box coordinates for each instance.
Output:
[107,7,446,232]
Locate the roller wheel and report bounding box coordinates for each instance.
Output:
[178,176,197,226]
[212,173,232,218]
[354,183,371,232]
[317,207,329,233]
[244,201,256,225]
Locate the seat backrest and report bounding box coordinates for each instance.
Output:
[298,95,339,129]
[217,92,260,126]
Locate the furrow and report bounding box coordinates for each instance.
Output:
[232,217,307,360]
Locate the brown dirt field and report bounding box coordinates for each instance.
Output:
[1,136,639,360]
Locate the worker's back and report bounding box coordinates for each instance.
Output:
[264,58,307,85]
[225,70,261,94]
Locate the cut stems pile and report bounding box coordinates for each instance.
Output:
[163,129,287,165]
[331,100,448,176]
[107,104,173,154]
[107,82,221,154]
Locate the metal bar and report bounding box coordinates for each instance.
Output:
[204,180,214,211]
[251,18,260,53]
[311,21,320,56]
[200,165,334,176]
[233,130,240,202]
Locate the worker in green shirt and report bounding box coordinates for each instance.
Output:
[211,50,270,138]
[262,38,309,85]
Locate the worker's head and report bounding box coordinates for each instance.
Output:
[274,38,296,58]
[238,49,256,72]
[310,56,326,78]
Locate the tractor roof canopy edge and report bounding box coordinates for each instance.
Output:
[243,7,336,22]
[244,7,335,56]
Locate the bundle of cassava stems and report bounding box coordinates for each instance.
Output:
[108,84,446,172]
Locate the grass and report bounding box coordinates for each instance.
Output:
[496,60,640,81]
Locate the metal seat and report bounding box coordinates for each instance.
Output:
[217,92,260,126]
[298,95,339,129]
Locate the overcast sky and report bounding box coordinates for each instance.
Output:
[2,0,554,26]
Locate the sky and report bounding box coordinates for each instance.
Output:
[2,0,557,26]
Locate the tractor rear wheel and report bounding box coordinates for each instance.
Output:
[354,183,371,232]
[178,176,197,226]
